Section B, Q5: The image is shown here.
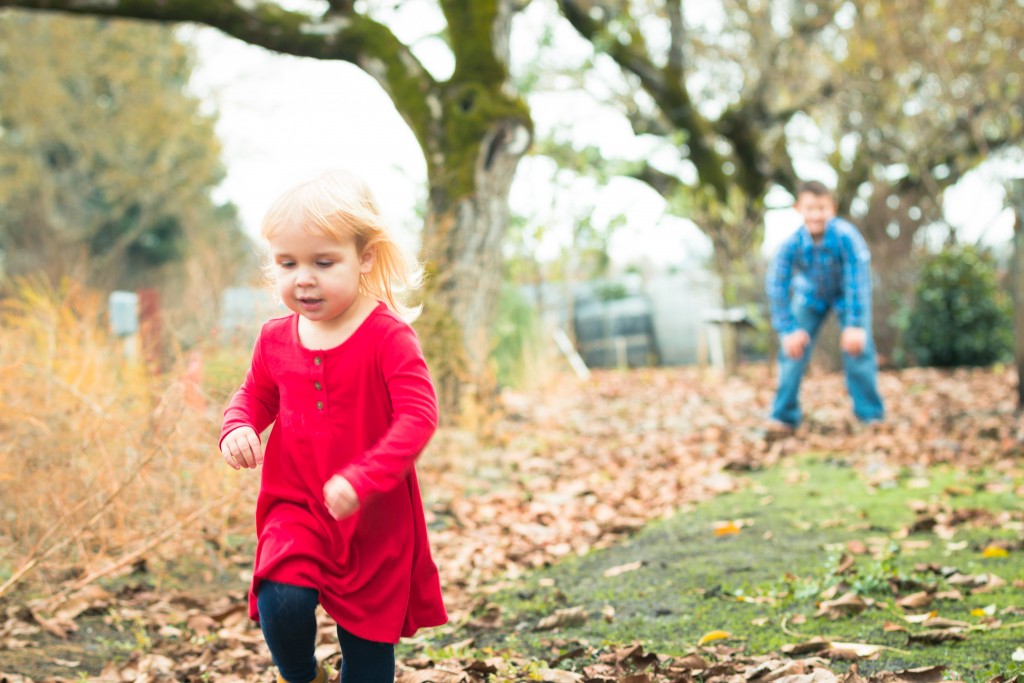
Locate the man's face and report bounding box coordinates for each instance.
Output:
[794,192,836,238]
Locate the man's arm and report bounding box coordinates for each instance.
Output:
[836,219,873,356]
[766,237,799,334]
[836,219,873,330]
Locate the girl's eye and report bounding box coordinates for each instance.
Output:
[316,260,334,268]
[278,261,296,268]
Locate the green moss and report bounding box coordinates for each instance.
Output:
[440,0,504,85]
[434,456,1024,681]
[436,82,530,199]
[414,280,470,419]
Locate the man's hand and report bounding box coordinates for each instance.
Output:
[324,475,360,521]
[782,330,811,360]
[221,426,263,469]
[841,327,867,356]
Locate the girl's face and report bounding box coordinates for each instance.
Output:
[268,220,374,329]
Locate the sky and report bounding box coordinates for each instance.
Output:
[184,1,1021,273]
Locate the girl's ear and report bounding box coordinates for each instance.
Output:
[360,244,376,274]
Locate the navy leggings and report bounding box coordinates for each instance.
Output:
[256,581,395,683]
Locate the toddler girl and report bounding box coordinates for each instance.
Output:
[219,170,446,683]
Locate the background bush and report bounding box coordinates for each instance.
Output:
[903,246,1013,367]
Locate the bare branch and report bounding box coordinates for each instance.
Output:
[666,0,684,74]
[557,0,730,201]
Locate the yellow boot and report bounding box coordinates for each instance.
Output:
[277,663,327,683]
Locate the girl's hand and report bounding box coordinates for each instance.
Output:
[221,426,263,469]
[323,475,360,520]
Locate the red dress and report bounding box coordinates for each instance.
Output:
[220,303,447,643]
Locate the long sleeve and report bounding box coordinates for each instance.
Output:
[219,332,280,447]
[337,324,438,503]
[767,236,800,334]
[837,220,873,329]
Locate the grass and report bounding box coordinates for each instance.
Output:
[445,454,1024,681]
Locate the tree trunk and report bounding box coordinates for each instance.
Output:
[417,119,528,424]
[1009,179,1024,412]
[853,182,927,367]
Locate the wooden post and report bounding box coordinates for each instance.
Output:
[137,288,163,373]
[1009,179,1024,412]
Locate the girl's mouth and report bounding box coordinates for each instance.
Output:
[298,297,324,310]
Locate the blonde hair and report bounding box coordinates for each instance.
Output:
[260,170,422,320]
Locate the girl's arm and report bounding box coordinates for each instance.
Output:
[337,324,438,503]
[219,332,280,448]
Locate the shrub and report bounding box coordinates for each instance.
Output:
[490,284,542,388]
[0,277,250,598]
[903,246,1013,367]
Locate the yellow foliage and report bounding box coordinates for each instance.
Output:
[0,278,252,595]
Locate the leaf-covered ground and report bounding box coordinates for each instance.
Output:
[2,364,1022,682]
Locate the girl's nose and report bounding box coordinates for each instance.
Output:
[295,267,316,286]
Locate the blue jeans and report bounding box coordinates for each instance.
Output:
[770,301,884,426]
[256,581,395,683]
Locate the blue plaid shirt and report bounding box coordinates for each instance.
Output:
[766,217,873,334]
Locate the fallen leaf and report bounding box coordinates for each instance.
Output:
[536,669,583,683]
[816,592,870,619]
[982,545,1009,558]
[896,591,933,610]
[903,611,937,624]
[829,641,885,658]
[697,629,732,645]
[467,603,503,629]
[603,561,644,578]
[835,553,855,575]
[52,658,81,668]
[674,653,708,669]
[463,660,499,676]
[972,573,1008,593]
[781,637,830,655]
[535,606,587,631]
[445,637,475,653]
[907,630,968,645]
[870,666,946,683]
[943,485,974,496]
[921,616,970,629]
[933,589,963,601]
[713,521,742,536]
[619,675,652,683]
[52,585,113,622]
[845,540,868,555]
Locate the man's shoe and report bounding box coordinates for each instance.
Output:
[765,419,796,436]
